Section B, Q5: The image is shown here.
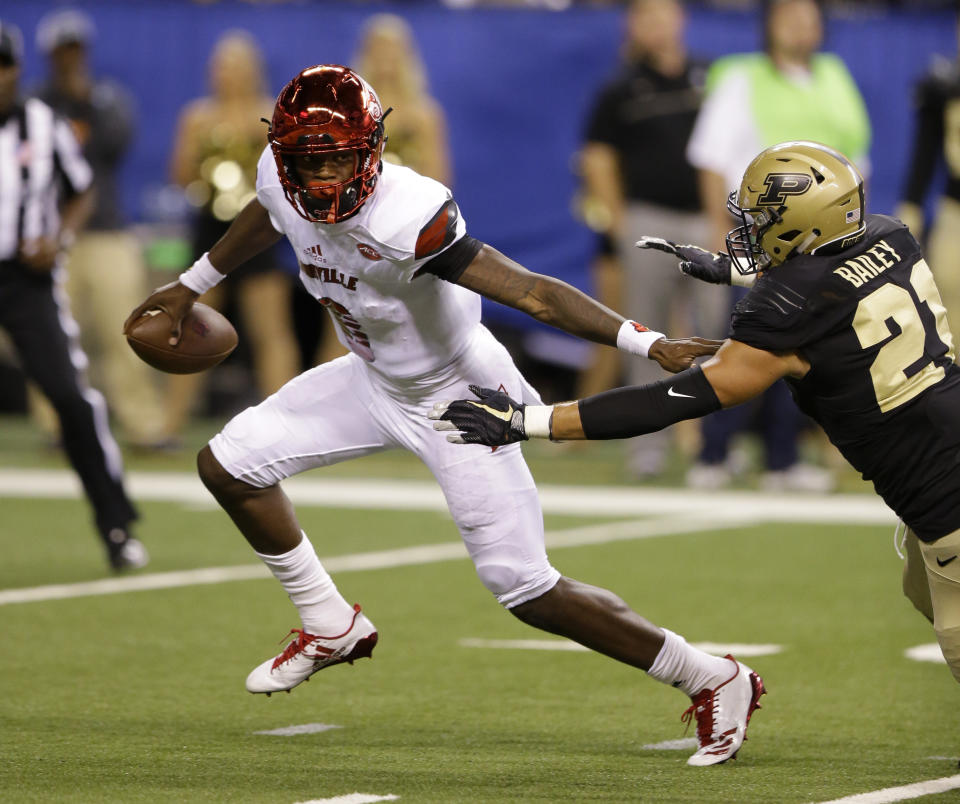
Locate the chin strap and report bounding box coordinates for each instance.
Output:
[796,231,819,254]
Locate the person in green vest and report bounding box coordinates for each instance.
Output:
[682,0,871,492]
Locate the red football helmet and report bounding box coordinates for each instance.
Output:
[269,65,386,224]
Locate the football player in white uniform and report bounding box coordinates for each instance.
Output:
[125,66,758,766]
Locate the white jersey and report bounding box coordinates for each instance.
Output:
[256,148,481,380]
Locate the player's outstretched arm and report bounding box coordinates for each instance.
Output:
[430,340,803,446]
[123,199,281,345]
[455,243,721,373]
[429,369,721,446]
[635,236,756,288]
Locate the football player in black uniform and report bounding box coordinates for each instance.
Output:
[431,141,960,689]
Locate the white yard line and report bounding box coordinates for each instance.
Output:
[459,638,783,656]
[640,738,699,751]
[460,638,590,652]
[293,796,399,804]
[254,723,342,737]
[813,775,960,803]
[0,564,270,605]
[0,469,896,607]
[681,642,784,657]
[0,468,895,523]
[0,514,749,606]
[904,644,947,664]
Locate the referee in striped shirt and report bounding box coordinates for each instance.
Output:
[0,21,145,570]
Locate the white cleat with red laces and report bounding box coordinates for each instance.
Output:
[682,654,766,766]
[246,604,378,695]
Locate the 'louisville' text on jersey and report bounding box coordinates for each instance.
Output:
[833,239,902,287]
[300,262,359,291]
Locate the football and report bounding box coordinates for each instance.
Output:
[126,303,238,374]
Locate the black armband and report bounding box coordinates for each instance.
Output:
[416,236,484,282]
[578,366,721,440]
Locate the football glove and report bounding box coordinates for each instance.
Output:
[429,385,528,446]
[636,236,754,287]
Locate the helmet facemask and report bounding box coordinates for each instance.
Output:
[725,191,787,276]
[276,142,382,225]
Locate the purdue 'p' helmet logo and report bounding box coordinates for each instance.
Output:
[757,173,813,205]
[726,141,865,275]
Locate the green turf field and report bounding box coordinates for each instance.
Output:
[0,417,956,803]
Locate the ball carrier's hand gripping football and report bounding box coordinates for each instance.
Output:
[125,200,283,373]
[635,236,756,288]
[123,279,237,375]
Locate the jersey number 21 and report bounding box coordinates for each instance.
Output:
[852,259,956,413]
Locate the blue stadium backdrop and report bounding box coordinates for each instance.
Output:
[3,1,956,341]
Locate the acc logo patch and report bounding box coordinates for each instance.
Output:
[356,243,382,261]
[757,173,812,205]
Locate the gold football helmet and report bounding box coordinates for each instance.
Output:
[726,140,865,275]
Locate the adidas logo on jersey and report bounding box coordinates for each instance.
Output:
[303,244,325,264]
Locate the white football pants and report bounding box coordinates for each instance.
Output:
[209,325,560,608]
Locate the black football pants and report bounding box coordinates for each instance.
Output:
[0,262,137,540]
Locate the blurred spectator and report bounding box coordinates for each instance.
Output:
[165,29,299,436]
[0,20,145,571]
[685,0,871,490]
[896,20,960,340]
[353,14,452,185]
[29,8,169,450]
[578,0,727,478]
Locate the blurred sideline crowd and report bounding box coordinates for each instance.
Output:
[188,0,958,9]
[1,0,959,498]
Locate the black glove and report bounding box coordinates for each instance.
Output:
[428,384,528,446]
[635,236,734,285]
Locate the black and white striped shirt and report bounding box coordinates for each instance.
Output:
[0,97,92,261]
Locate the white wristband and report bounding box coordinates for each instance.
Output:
[523,405,553,439]
[616,320,665,358]
[178,253,225,295]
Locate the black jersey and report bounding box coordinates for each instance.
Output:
[730,214,960,542]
